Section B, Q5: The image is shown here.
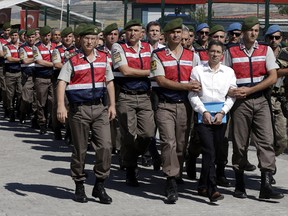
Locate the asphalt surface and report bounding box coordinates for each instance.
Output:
[0,105,288,216]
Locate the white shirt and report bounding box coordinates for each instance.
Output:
[188,62,237,115]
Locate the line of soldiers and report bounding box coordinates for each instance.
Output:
[0,16,287,204]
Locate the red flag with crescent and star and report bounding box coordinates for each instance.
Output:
[20,10,39,29]
[0,8,11,25]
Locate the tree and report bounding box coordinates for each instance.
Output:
[277,5,288,15]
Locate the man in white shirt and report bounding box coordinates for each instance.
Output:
[189,40,236,202]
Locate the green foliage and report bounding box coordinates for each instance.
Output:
[189,5,207,23]
[277,5,288,15]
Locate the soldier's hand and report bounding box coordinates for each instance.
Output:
[108,105,116,121]
[232,87,251,99]
[187,80,201,92]
[57,105,68,123]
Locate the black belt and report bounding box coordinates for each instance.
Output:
[120,89,147,95]
[159,99,185,104]
[35,75,52,79]
[246,91,263,99]
[72,99,102,107]
[6,70,21,73]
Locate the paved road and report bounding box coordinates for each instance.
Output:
[0,107,287,216]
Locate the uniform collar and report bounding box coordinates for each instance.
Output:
[239,39,259,50]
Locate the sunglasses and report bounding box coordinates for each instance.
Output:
[230,32,241,37]
[269,35,281,40]
[200,31,209,36]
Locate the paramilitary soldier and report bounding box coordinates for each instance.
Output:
[52,26,77,141]
[33,26,57,134]
[150,18,201,203]
[19,29,37,124]
[111,19,155,187]
[57,24,116,204]
[3,29,22,122]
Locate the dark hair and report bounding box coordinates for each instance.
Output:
[146,21,161,33]
[208,40,224,52]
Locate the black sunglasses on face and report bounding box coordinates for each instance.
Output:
[230,32,241,37]
[200,31,209,35]
[269,35,281,40]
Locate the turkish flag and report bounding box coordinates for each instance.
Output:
[20,10,39,29]
[0,8,11,25]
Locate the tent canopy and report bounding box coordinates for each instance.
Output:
[0,0,102,26]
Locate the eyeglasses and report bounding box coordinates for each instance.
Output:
[269,35,281,40]
[212,35,225,39]
[200,31,209,36]
[230,32,241,37]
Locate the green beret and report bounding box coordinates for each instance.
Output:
[209,24,225,36]
[242,16,259,31]
[9,29,18,35]
[187,25,195,32]
[79,24,98,36]
[2,22,11,30]
[26,29,36,37]
[163,18,183,33]
[74,23,87,36]
[103,23,118,36]
[124,19,142,30]
[40,26,51,36]
[18,29,26,36]
[61,26,73,37]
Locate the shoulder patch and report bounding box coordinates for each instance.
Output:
[151,60,157,71]
[113,52,121,64]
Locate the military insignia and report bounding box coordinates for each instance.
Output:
[151,60,157,71]
[113,52,121,64]
[33,49,38,58]
[3,48,7,57]
[19,50,24,60]
[52,51,58,61]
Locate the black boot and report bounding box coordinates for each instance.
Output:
[216,165,231,187]
[259,171,284,199]
[126,167,139,187]
[92,180,112,204]
[74,181,88,203]
[244,160,256,172]
[9,110,15,122]
[233,170,247,199]
[165,177,178,204]
[186,155,197,180]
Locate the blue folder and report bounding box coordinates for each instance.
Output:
[197,102,227,123]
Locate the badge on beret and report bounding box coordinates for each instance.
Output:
[113,52,121,64]
[151,60,157,71]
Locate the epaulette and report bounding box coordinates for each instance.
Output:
[35,41,41,47]
[20,42,27,48]
[152,47,165,54]
[225,42,239,49]
[55,44,62,49]
[96,48,107,55]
